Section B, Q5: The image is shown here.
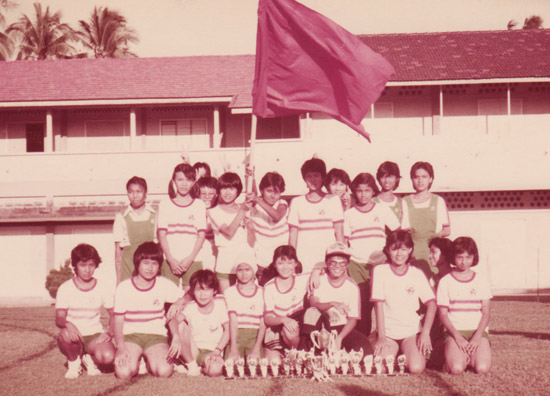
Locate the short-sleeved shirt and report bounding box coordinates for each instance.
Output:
[248,199,289,267]
[374,195,410,231]
[56,278,114,336]
[113,204,157,246]
[182,296,229,350]
[224,284,264,329]
[156,197,207,260]
[371,264,435,340]
[195,225,217,271]
[310,274,360,327]
[207,205,248,249]
[344,203,400,263]
[287,194,344,273]
[263,274,308,317]
[113,276,181,336]
[437,271,492,332]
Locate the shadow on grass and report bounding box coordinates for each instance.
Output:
[491,330,550,340]
[96,376,142,396]
[335,384,391,396]
[423,370,468,396]
[0,323,57,372]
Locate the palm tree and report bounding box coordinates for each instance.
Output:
[0,0,17,60]
[77,6,138,58]
[7,2,78,60]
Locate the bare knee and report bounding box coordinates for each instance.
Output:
[115,365,136,380]
[151,362,173,378]
[475,362,491,374]
[447,361,466,375]
[95,346,115,365]
[407,359,426,374]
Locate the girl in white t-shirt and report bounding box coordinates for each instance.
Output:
[325,168,352,211]
[370,230,436,374]
[437,237,492,374]
[55,244,115,379]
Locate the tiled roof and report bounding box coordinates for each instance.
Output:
[359,29,550,82]
[0,55,255,108]
[1,30,549,108]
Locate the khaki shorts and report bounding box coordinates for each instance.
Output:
[445,330,489,342]
[124,333,168,352]
[224,328,262,358]
[162,261,203,286]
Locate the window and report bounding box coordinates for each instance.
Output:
[256,116,300,139]
[160,119,208,149]
[25,124,44,152]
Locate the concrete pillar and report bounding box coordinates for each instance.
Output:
[45,110,53,152]
[213,106,221,148]
[130,108,137,150]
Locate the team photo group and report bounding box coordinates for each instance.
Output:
[55,156,492,380]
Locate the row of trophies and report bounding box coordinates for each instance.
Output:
[224,349,407,381]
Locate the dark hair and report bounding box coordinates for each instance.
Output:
[325,168,351,190]
[259,172,286,193]
[428,237,453,267]
[193,162,211,177]
[189,269,219,299]
[70,243,102,268]
[266,245,303,280]
[350,173,380,198]
[126,176,148,193]
[376,161,401,190]
[192,176,218,204]
[300,157,327,180]
[217,172,243,196]
[133,242,163,275]
[410,161,434,189]
[168,163,196,198]
[383,230,414,264]
[451,237,479,267]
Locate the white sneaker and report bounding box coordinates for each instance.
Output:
[65,357,82,379]
[82,354,101,376]
[138,357,147,375]
[174,364,188,374]
[187,361,201,376]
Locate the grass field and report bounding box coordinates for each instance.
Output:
[0,299,549,396]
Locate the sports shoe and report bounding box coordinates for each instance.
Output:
[65,357,82,379]
[82,354,101,376]
[174,364,188,374]
[138,357,147,375]
[187,361,201,376]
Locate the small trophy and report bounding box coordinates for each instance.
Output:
[270,358,280,377]
[363,355,373,375]
[224,358,234,378]
[374,356,383,375]
[350,349,364,376]
[282,356,292,376]
[295,355,304,376]
[385,355,395,375]
[340,352,350,375]
[259,358,269,378]
[328,355,337,375]
[397,355,406,374]
[247,356,258,378]
[236,358,245,378]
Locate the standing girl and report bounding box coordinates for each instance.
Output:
[403,161,450,278]
[374,161,409,229]
[370,230,436,374]
[157,163,207,289]
[207,172,254,291]
[437,237,492,374]
[325,168,352,211]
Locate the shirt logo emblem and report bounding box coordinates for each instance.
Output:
[153,299,160,306]
[470,288,477,295]
[319,209,325,216]
[189,214,195,221]
[406,286,415,295]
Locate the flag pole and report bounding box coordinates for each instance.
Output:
[247,114,258,193]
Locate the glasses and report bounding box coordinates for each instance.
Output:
[327,260,348,267]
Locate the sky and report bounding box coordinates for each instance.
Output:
[8,0,550,58]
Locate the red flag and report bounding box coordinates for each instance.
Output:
[252,0,395,141]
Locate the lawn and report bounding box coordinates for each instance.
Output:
[0,299,549,396]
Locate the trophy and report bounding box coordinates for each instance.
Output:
[247,356,258,378]
[385,355,395,375]
[327,354,338,375]
[349,349,364,376]
[295,353,304,376]
[310,326,338,353]
[259,358,269,378]
[236,358,245,378]
[282,356,292,376]
[397,355,406,374]
[363,355,373,375]
[340,352,350,375]
[270,357,280,377]
[374,355,383,375]
[224,358,234,378]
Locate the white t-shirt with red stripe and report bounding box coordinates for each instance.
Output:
[56,278,114,336]
[182,296,229,350]
[263,274,308,318]
[287,194,344,273]
[113,276,181,336]
[156,197,207,260]
[248,199,289,268]
[310,274,360,327]
[436,271,492,331]
[344,203,400,263]
[224,284,264,329]
[371,264,435,340]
